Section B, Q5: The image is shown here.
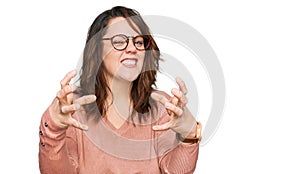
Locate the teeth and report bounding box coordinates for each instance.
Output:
[122,59,136,65]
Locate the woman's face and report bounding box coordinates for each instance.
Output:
[102,17,145,83]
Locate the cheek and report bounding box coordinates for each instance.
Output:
[138,52,145,66]
[102,43,113,59]
[102,50,122,72]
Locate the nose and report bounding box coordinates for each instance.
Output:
[125,39,137,53]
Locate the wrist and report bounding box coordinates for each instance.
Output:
[49,98,68,130]
[186,121,197,138]
[177,121,202,144]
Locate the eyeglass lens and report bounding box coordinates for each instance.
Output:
[111,35,147,50]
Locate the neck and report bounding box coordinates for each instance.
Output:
[109,78,132,100]
[106,76,133,120]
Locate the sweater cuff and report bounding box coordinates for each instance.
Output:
[39,108,67,160]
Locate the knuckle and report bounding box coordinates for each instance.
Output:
[64,85,71,92]
[179,91,183,97]
[166,122,173,129]
[60,80,64,87]
[61,106,67,113]
[83,97,89,103]
[177,108,183,115]
[68,118,76,126]
[56,91,61,98]
[67,93,73,101]
[61,105,75,113]
[76,97,85,105]
[73,122,79,128]
[74,103,80,110]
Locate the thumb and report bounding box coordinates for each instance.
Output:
[68,117,89,131]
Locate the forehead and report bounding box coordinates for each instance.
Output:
[105,17,141,36]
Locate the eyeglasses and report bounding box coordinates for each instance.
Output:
[102,34,150,51]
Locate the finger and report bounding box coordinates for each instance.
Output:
[151,92,176,116]
[152,121,173,131]
[171,88,188,106]
[167,110,173,116]
[74,95,97,105]
[68,117,88,131]
[56,85,74,103]
[150,92,169,105]
[60,70,77,89]
[67,92,74,104]
[165,102,183,116]
[168,97,178,116]
[171,96,178,106]
[67,85,78,104]
[61,103,80,114]
[176,77,188,95]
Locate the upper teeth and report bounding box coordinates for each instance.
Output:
[122,60,136,65]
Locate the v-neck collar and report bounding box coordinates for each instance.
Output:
[103,116,129,130]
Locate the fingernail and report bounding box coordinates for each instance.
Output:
[82,125,89,131]
[90,95,97,100]
[152,126,158,130]
[71,69,77,74]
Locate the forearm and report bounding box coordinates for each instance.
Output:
[38,108,77,174]
[159,142,199,174]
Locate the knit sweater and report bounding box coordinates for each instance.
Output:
[38,102,199,174]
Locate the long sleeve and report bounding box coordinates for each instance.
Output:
[159,142,199,174]
[38,107,79,174]
[156,103,200,174]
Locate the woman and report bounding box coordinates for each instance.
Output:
[39,6,201,174]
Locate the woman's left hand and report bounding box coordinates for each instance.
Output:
[151,77,200,139]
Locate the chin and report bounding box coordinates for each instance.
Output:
[119,72,140,82]
[116,66,142,82]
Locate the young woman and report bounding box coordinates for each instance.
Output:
[39,6,201,174]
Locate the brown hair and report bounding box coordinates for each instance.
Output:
[75,6,160,122]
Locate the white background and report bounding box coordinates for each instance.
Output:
[1,0,299,173]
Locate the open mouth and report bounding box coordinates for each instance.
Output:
[121,58,138,67]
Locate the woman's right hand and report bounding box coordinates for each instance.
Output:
[48,70,96,131]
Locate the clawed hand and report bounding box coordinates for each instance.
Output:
[151,77,197,137]
[49,70,96,131]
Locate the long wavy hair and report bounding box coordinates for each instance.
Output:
[75,6,160,122]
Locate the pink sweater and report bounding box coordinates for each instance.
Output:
[38,102,199,174]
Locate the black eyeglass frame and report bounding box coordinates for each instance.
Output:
[102,34,151,51]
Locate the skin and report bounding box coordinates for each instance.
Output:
[102,17,145,83]
[49,17,200,141]
[102,17,146,128]
[49,70,95,131]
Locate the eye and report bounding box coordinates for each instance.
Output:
[113,40,126,45]
[134,36,145,47]
[135,41,144,46]
[112,35,127,46]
